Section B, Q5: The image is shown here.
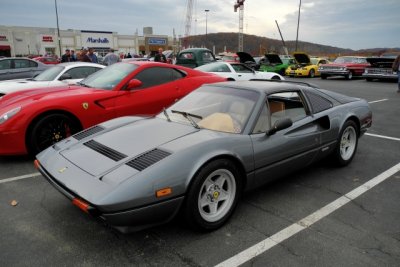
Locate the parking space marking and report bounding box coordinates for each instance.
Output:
[215,163,400,267]
[365,133,400,142]
[368,99,388,104]
[0,172,41,184]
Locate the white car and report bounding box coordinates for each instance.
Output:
[0,62,105,97]
[195,62,284,81]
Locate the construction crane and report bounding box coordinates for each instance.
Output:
[234,0,245,52]
[183,0,194,49]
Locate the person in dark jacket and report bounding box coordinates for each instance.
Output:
[61,49,71,62]
[79,48,92,62]
[154,48,166,63]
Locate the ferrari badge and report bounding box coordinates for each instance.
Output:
[82,102,89,110]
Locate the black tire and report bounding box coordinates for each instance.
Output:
[27,113,81,155]
[321,74,328,80]
[345,71,353,80]
[184,159,242,231]
[332,120,358,167]
[271,75,281,80]
[366,78,373,82]
[309,69,315,78]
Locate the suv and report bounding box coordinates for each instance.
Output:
[175,48,216,68]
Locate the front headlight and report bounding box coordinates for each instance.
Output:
[0,107,21,124]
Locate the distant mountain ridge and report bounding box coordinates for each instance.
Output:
[183,32,400,56]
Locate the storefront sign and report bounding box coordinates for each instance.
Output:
[148,38,166,45]
[42,36,54,42]
[87,37,109,44]
[0,35,8,41]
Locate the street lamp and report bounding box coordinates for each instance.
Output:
[55,0,62,57]
[205,9,210,45]
[295,0,302,52]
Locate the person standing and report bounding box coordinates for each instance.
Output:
[392,54,400,93]
[103,49,120,66]
[70,50,77,61]
[61,49,71,62]
[154,48,167,63]
[79,48,92,62]
[87,48,98,63]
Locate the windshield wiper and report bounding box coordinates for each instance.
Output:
[77,81,91,88]
[171,110,202,129]
[163,108,171,122]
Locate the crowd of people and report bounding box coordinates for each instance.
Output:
[60,47,175,65]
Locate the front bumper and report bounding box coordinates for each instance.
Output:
[319,70,349,76]
[0,126,27,155]
[37,161,184,233]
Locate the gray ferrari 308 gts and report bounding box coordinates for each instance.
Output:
[36,80,372,233]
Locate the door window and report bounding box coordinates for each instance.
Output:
[134,67,185,89]
[0,59,11,70]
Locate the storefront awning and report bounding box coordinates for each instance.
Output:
[0,45,11,51]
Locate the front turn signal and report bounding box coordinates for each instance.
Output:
[156,187,172,198]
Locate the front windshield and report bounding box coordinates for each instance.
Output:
[33,66,64,81]
[334,57,366,64]
[159,86,259,134]
[80,63,138,90]
[311,58,319,65]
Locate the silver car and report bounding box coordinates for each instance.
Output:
[36,80,372,233]
[0,57,50,81]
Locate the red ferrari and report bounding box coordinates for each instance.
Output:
[0,61,226,156]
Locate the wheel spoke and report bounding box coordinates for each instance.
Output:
[208,202,218,215]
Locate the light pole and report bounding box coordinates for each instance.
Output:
[295,0,302,52]
[205,9,209,46]
[55,0,62,57]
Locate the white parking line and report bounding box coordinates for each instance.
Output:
[214,163,400,267]
[365,133,400,142]
[0,172,41,184]
[368,99,388,104]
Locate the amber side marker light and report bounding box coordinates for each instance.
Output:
[34,159,40,170]
[72,198,90,213]
[156,187,172,198]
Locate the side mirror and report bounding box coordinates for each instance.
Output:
[267,117,293,136]
[59,73,72,81]
[126,79,143,90]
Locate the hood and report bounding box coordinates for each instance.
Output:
[264,54,283,64]
[237,52,255,63]
[293,53,311,64]
[0,85,85,107]
[366,57,395,67]
[60,118,198,176]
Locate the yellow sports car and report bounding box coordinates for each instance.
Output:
[286,52,330,78]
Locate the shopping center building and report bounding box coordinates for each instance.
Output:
[0,25,178,57]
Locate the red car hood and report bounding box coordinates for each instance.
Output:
[0,85,93,108]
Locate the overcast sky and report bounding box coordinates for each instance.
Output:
[1,0,399,50]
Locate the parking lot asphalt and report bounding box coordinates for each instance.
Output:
[1,76,399,267]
